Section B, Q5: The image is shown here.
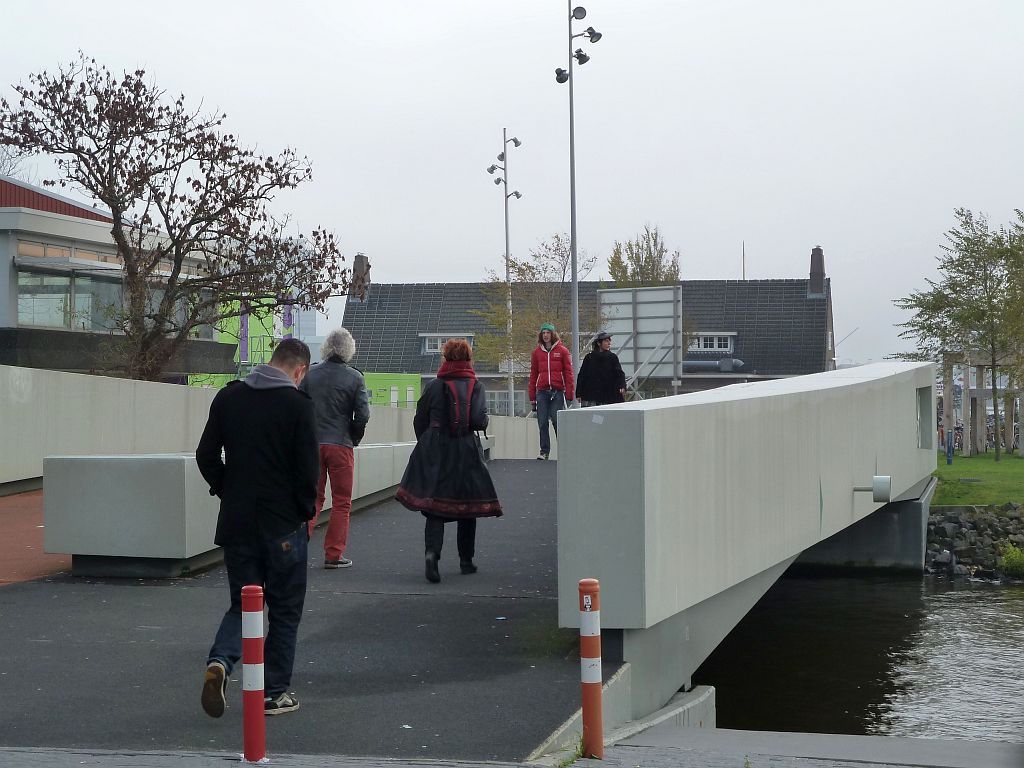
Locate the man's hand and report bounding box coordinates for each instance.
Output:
[531,401,537,412]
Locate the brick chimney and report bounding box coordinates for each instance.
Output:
[808,245,825,298]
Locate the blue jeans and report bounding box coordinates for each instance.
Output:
[536,389,565,455]
[207,525,308,698]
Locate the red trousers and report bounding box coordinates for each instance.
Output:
[308,444,355,560]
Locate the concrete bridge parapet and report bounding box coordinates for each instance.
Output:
[556,362,937,723]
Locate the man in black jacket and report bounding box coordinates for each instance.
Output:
[576,331,627,406]
[196,338,319,718]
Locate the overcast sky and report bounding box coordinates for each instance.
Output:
[3,1,1023,364]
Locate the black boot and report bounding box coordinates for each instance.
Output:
[425,551,440,583]
[460,559,478,575]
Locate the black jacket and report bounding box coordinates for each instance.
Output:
[576,349,626,405]
[300,356,370,448]
[395,373,502,519]
[196,368,319,546]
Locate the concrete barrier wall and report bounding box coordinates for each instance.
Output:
[1,364,551,487]
[0,365,216,486]
[44,442,417,563]
[557,362,937,630]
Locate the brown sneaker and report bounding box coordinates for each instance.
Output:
[201,660,228,718]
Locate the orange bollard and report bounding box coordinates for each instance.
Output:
[241,585,266,763]
[578,578,603,759]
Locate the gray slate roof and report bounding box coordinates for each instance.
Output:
[342,279,830,377]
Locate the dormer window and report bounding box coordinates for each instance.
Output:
[688,333,735,353]
[420,333,474,354]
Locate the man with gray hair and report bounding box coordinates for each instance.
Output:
[300,327,370,568]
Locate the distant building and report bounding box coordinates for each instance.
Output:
[342,248,835,414]
[0,175,234,379]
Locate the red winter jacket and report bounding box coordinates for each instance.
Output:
[529,342,575,402]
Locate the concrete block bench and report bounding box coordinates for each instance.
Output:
[44,443,416,578]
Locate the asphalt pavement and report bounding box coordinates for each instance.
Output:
[0,460,582,762]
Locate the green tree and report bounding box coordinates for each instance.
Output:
[0,54,345,380]
[895,208,1016,460]
[607,224,681,287]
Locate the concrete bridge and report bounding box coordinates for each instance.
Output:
[0,361,940,760]
[556,361,937,730]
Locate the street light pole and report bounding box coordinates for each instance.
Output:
[555,4,601,381]
[487,133,523,416]
[567,1,580,377]
[502,127,514,416]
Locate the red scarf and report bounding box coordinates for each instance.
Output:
[437,360,476,379]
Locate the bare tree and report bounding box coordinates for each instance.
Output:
[473,233,600,371]
[0,54,346,380]
[0,146,26,176]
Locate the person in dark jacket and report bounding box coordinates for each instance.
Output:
[395,339,503,583]
[299,327,370,569]
[576,331,626,406]
[196,338,319,719]
[528,322,575,460]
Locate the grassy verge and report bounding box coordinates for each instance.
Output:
[932,450,1024,506]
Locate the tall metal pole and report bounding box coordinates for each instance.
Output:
[503,127,515,416]
[567,0,580,380]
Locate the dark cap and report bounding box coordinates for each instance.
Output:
[594,331,612,342]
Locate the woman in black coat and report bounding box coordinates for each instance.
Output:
[396,339,502,583]
[576,331,626,406]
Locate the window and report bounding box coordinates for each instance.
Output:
[688,333,734,353]
[72,275,122,331]
[421,334,474,354]
[485,388,527,417]
[17,273,72,328]
[17,241,45,258]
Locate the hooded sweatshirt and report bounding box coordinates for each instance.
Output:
[196,364,320,545]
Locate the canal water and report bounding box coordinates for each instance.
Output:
[693,573,1024,742]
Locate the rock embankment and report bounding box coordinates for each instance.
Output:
[927,504,1024,577]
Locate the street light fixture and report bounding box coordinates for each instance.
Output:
[554,3,602,378]
[485,128,523,416]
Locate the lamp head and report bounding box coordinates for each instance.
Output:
[572,6,587,20]
[511,190,522,199]
[574,48,590,65]
[510,137,521,147]
[486,165,498,174]
[494,177,503,186]
[585,26,602,42]
[497,151,504,162]
[555,67,569,84]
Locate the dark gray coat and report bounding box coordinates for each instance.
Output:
[299,356,370,448]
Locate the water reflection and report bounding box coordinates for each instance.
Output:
[694,574,1024,743]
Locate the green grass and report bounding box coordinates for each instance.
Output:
[932,450,1024,506]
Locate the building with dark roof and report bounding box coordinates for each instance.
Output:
[343,248,835,414]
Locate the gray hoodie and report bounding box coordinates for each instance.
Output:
[244,363,297,390]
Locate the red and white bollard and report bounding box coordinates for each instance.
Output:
[578,578,603,759]
[241,585,266,763]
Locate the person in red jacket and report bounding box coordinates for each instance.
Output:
[528,322,575,460]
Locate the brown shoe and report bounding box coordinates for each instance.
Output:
[201,660,227,718]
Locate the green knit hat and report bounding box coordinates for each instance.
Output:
[539,323,556,332]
